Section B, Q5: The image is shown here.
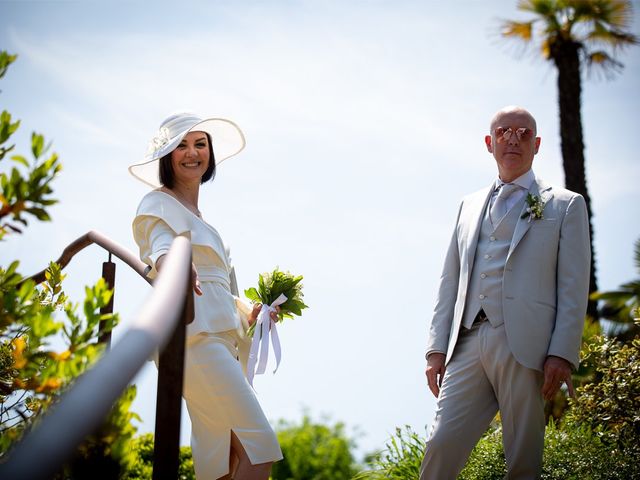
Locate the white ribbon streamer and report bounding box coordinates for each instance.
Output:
[246,293,287,386]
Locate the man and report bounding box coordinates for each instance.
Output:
[420,106,590,479]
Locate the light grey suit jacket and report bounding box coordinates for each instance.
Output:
[426,177,591,371]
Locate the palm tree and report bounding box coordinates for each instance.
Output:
[499,0,638,319]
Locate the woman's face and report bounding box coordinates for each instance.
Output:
[170,131,211,185]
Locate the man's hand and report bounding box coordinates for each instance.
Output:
[542,355,575,401]
[426,352,446,398]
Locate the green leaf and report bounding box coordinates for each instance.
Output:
[0,110,20,145]
[31,133,44,159]
[26,207,51,222]
[10,155,28,167]
[244,287,262,303]
[0,51,17,79]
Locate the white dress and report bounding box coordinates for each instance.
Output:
[132,190,282,479]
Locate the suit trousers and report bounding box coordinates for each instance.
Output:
[420,321,545,480]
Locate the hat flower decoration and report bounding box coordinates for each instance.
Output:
[147,126,171,155]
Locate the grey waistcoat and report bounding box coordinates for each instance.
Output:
[462,194,526,328]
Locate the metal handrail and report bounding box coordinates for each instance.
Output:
[25,229,152,285]
[0,236,193,479]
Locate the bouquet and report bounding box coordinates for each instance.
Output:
[244,268,308,385]
[244,268,308,336]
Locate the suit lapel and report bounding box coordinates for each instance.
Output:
[507,178,553,260]
[465,185,494,274]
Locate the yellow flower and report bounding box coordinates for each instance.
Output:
[12,336,27,369]
[36,378,62,393]
[49,350,71,361]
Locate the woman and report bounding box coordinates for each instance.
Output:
[129,112,282,479]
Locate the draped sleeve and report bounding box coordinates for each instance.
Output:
[133,216,179,278]
[132,190,230,276]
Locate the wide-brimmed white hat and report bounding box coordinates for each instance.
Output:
[129,111,246,188]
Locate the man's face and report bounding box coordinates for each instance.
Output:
[484,110,540,182]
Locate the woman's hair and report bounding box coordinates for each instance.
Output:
[159,133,217,188]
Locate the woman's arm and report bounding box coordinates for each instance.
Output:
[141,217,202,296]
[156,254,203,296]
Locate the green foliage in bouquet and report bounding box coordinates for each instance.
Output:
[244,268,308,336]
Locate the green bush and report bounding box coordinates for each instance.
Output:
[541,420,636,480]
[354,425,424,480]
[0,49,139,476]
[355,346,640,479]
[121,433,195,480]
[568,327,640,445]
[459,425,505,480]
[271,415,358,480]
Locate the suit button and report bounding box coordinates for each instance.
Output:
[489,236,496,241]
[481,273,487,278]
[484,254,490,259]
[479,294,486,300]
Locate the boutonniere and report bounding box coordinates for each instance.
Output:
[521,193,546,222]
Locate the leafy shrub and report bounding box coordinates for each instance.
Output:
[0,49,139,475]
[121,433,195,480]
[271,415,358,480]
[356,304,640,478]
[459,425,505,480]
[569,325,640,443]
[354,425,424,480]
[541,420,636,480]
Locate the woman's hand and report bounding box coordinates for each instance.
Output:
[191,263,203,296]
[156,255,202,296]
[248,304,281,327]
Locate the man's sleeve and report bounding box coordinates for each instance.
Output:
[426,202,463,357]
[547,194,591,369]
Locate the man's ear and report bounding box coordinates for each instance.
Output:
[484,135,493,153]
[534,137,541,154]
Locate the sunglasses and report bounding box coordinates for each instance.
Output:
[494,126,534,143]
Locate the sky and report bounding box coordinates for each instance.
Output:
[1,0,639,461]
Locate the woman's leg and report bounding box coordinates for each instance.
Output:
[229,431,273,480]
[215,450,238,480]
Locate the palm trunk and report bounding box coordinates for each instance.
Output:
[552,39,598,320]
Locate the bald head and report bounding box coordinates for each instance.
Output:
[490,106,537,136]
[485,105,541,182]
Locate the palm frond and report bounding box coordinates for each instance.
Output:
[590,289,633,302]
[499,0,637,74]
[592,0,636,29]
[501,20,536,41]
[541,37,553,58]
[519,0,555,17]
[587,21,639,48]
[585,49,624,75]
[634,238,640,272]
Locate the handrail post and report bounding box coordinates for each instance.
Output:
[152,259,193,480]
[98,252,116,348]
